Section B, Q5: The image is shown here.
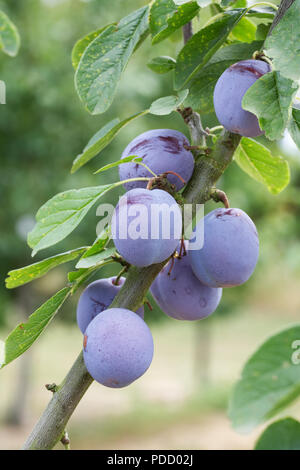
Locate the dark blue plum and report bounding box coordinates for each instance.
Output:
[83,308,154,388]
[76,277,144,334]
[111,188,182,267]
[119,129,194,191]
[189,208,259,287]
[151,242,222,321]
[213,59,271,137]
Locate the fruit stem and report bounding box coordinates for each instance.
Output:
[111,253,131,269]
[179,237,187,258]
[167,256,175,276]
[113,266,128,286]
[252,51,273,68]
[162,171,186,185]
[211,188,230,209]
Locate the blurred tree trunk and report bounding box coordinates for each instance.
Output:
[4,286,34,427]
[194,320,212,387]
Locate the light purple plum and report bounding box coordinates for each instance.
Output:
[83,308,154,388]
[76,277,144,334]
[189,208,259,287]
[119,129,194,191]
[111,188,182,267]
[213,59,271,137]
[151,242,222,321]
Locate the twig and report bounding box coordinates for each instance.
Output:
[182,22,193,44]
[60,430,70,450]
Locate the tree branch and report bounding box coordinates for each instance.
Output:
[182,22,193,44]
[269,0,295,33]
[23,350,93,450]
[23,127,240,451]
[23,0,292,449]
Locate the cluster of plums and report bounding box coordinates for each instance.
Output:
[78,58,265,388]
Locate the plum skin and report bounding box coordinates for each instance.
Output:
[119,129,195,191]
[189,208,259,288]
[76,277,144,334]
[151,242,222,321]
[213,59,271,137]
[111,188,182,267]
[83,308,154,388]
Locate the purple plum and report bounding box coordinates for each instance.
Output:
[111,188,182,267]
[151,242,222,320]
[189,208,259,287]
[119,129,194,191]
[76,277,144,334]
[213,59,271,137]
[83,308,154,388]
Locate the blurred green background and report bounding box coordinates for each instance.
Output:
[0,0,300,450]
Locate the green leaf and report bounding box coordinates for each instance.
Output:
[71,25,114,70]
[28,185,113,255]
[247,7,275,19]
[68,269,89,284]
[149,89,189,115]
[231,17,256,43]
[68,261,113,293]
[27,178,139,256]
[256,23,271,41]
[242,71,298,140]
[76,247,116,269]
[147,55,176,74]
[75,6,149,115]
[0,288,71,368]
[94,155,142,175]
[5,247,87,289]
[174,9,246,89]
[255,418,300,450]
[174,0,210,5]
[234,138,290,195]
[229,325,300,433]
[71,111,147,173]
[185,40,262,114]
[81,230,110,258]
[150,0,199,45]
[265,0,300,81]
[0,10,20,57]
[196,0,212,6]
[288,107,300,149]
[221,0,246,6]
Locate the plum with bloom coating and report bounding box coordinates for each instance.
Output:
[213,59,271,137]
[189,208,259,287]
[76,277,144,334]
[111,188,182,267]
[119,129,194,191]
[83,308,154,388]
[151,242,222,320]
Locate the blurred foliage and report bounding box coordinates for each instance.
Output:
[0,0,300,327]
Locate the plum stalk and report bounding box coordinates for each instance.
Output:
[23,0,294,450]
